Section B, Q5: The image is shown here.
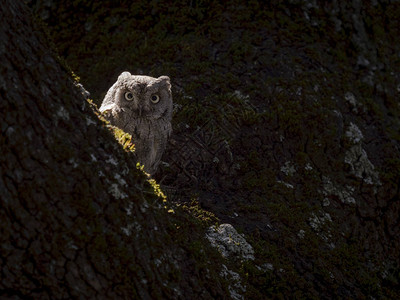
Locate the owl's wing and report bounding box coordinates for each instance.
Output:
[99,79,120,112]
[146,123,172,174]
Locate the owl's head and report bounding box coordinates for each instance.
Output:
[101,71,173,120]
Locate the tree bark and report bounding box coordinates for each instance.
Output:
[0,2,226,299]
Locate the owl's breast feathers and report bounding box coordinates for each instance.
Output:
[130,119,171,174]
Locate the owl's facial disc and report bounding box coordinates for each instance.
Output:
[124,91,134,101]
[150,94,160,104]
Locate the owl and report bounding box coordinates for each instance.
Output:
[99,71,173,175]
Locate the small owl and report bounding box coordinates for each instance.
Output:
[100,72,173,175]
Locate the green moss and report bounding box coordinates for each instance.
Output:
[181,198,218,226]
[111,127,136,153]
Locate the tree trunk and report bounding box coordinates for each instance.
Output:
[0,1,226,299]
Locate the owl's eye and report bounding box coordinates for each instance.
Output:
[151,94,160,104]
[124,92,134,101]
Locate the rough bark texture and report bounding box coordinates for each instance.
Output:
[4,0,400,299]
[0,1,227,299]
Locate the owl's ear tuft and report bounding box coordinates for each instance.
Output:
[118,72,131,80]
[157,76,171,89]
[158,76,170,83]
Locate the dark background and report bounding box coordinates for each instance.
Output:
[2,0,400,298]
